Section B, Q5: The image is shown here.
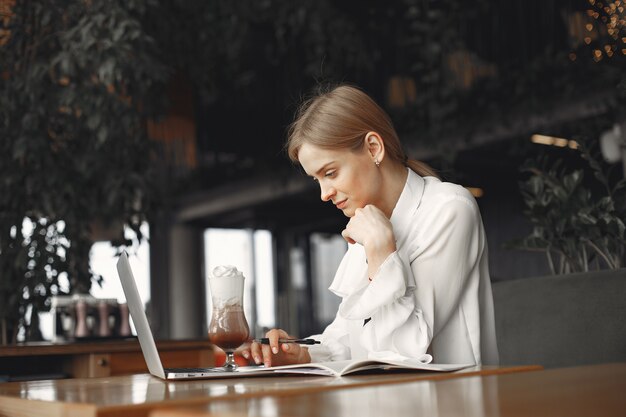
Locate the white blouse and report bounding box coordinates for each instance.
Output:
[307,169,499,365]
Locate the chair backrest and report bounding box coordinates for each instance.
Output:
[492,268,626,368]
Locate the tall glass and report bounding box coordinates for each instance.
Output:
[207,265,250,371]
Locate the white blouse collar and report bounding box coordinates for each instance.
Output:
[389,168,425,245]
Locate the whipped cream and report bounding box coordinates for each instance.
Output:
[209,265,246,307]
[212,265,244,279]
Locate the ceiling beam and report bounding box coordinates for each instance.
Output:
[176,174,316,223]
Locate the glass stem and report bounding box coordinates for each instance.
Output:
[223,351,237,371]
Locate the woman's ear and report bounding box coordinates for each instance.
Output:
[364,131,385,163]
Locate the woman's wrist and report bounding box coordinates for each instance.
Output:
[298,346,311,363]
[365,244,396,279]
[364,228,395,256]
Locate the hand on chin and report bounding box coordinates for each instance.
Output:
[342,205,358,218]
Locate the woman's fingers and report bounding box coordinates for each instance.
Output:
[241,328,309,367]
[260,343,273,367]
[238,342,252,362]
[341,228,356,244]
[249,340,263,364]
[250,328,289,367]
[281,341,302,358]
[267,328,284,355]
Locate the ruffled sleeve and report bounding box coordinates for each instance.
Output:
[339,250,432,359]
[306,314,351,362]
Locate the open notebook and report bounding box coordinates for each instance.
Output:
[236,359,471,377]
[117,251,471,380]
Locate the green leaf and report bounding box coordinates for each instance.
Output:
[563,170,583,193]
[577,212,597,225]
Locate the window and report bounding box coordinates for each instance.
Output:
[37,223,150,341]
[90,223,151,305]
[204,228,275,337]
[310,233,347,327]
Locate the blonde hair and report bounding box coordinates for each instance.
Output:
[286,84,437,178]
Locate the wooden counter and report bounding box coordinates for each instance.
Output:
[0,365,541,417]
[149,363,626,417]
[0,339,215,380]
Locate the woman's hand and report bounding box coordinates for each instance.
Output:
[341,204,397,278]
[240,328,311,368]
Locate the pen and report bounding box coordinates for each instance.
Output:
[254,338,321,345]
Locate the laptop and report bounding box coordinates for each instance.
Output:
[116,251,260,380]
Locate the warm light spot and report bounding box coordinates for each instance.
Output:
[569,52,577,61]
[622,37,626,43]
[607,50,614,57]
[531,134,553,146]
[0,1,15,47]
[58,76,70,86]
[554,138,569,147]
[586,23,594,31]
[594,49,603,57]
[466,187,484,198]
[531,134,578,149]
[622,48,626,54]
[605,44,613,51]
[585,36,592,44]
[589,0,595,5]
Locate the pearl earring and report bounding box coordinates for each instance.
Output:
[375,159,380,167]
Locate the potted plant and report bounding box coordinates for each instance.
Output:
[0,0,167,344]
[508,138,626,274]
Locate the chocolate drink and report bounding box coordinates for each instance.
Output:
[208,305,250,351]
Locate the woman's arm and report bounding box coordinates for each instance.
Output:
[341,204,397,278]
[242,309,351,367]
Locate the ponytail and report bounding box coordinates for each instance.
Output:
[406,159,438,179]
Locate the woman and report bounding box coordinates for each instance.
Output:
[241,84,499,367]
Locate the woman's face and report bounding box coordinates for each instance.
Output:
[298,142,381,217]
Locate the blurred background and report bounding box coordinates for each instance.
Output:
[1,0,625,344]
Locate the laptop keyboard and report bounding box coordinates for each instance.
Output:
[165,367,222,373]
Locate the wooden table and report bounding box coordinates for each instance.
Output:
[150,363,626,417]
[0,365,539,417]
[0,339,214,380]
